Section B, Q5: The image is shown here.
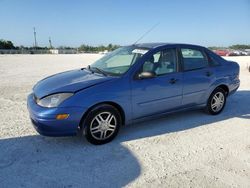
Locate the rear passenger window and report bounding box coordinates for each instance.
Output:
[181,48,208,71]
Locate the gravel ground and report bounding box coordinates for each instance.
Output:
[0,54,249,188]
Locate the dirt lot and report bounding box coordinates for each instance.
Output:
[0,54,249,188]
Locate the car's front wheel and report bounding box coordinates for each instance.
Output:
[82,104,121,145]
[206,88,227,115]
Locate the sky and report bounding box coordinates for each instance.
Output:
[0,0,249,47]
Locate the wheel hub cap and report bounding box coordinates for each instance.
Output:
[211,92,225,112]
[100,122,108,130]
[90,112,117,140]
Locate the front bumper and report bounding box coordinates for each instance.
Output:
[27,93,87,136]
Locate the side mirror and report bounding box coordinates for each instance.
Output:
[138,71,156,79]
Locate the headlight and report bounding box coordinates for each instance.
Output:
[37,93,73,108]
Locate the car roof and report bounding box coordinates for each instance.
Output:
[133,43,205,49]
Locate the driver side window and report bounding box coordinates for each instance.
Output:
[142,48,177,76]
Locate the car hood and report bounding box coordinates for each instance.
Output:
[33,69,113,98]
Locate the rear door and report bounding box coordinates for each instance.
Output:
[180,47,215,107]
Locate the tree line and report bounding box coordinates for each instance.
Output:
[78,44,120,52]
[0,39,120,52]
[0,40,15,49]
[1,39,250,52]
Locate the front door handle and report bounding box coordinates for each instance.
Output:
[169,78,178,84]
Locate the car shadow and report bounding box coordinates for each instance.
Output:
[0,90,249,187]
[0,135,141,187]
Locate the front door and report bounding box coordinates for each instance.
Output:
[131,48,183,119]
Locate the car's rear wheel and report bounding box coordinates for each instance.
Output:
[206,88,227,115]
[82,104,121,145]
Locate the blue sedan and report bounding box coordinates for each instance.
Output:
[27,43,240,144]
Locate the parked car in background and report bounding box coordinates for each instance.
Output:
[215,49,250,56]
[226,51,239,56]
[27,43,240,144]
[241,51,249,56]
[233,50,243,56]
[245,50,250,56]
[214,49,229,56]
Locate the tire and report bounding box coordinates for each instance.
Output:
[206,88,227,115]
[82,104,121,145]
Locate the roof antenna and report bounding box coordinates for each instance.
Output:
[133,22,160,45]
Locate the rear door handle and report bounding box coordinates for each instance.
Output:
[169,78,178,84]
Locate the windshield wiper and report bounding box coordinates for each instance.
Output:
[91,66,108,76]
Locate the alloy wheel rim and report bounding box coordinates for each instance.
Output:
[90,112,117,140]
[211,92,225,112]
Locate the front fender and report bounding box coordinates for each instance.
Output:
[60,77,132,124]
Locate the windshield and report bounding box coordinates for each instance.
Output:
[90,46,148,76]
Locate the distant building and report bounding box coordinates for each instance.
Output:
[49,49,77,54]
[98,50,109,54]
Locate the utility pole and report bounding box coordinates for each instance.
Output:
[33,27,37,49]
[49,37,52,49]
